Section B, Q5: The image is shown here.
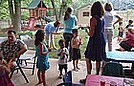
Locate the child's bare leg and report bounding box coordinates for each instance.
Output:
[73,60,76,70]
[37,70,42,84]
[76,59,80,69]
[96,61,101,75]
[42,71,48,86]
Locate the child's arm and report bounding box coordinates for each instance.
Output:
[65,48,69,56]
[57,49,63,56]
[38,43,49,56]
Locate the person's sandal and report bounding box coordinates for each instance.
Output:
[79,78,86,84]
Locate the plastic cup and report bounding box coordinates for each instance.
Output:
[110,81,117,86]
[100,81,105,86]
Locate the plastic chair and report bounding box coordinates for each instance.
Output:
[102,62,125,77]
[57,82,84,86]
[61,71,84,86]
[63,71,72,83]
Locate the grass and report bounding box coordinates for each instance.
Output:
[49,27,119,59]
[49,29,88,59]
[0,27,118,59]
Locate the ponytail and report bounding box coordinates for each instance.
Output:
[64,7,73,20]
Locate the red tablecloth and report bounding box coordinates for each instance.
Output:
[85,75,125,86]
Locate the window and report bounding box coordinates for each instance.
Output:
[83,12,89,17]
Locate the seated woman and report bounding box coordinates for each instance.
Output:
[116,27,134,51]
[0,53,14,86]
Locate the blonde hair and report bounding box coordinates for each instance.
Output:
[104,2,113,11]
[128,27,134,33]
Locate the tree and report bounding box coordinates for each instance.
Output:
[8,0,21,32]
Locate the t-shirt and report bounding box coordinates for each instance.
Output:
[64,15,77,34]
[57,47,69,65]
[104,11,117,29]
[44,22,59,34]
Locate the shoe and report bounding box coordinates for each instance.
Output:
[79,78,86,84]
[115,49,122,51]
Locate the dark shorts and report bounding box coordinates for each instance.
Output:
[120,41,132,51]
[118,31,123,37]
[72,48,81,60]
[58,64,67,70]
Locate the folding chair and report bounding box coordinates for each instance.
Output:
[10,56,29,83]
[102,62,125,77]
[19,54,37,75]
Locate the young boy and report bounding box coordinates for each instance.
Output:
[57,39,69,78]
[125,20,133,29]
[71,29,82,71]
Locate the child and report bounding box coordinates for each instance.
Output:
[0,53,14,86]
[57,39,69,79]
[117,21,125,42]
[34,30,51,86]
[71,29,82,71]
[125,20,133,29]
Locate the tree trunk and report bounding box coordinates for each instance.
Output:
[8,0,21,32]
[59,0,66,21]
[50,0,58,20]
[8,0,14,26]
[14,0,21,31]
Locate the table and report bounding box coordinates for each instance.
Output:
[106,51,134,71]
[85,75,134,86]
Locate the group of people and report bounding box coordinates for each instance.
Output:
[116,20,134,51]
[0,1,134,86]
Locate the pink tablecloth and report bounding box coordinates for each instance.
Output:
[85,75,124,86]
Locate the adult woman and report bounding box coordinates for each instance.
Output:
[80,1,106,83]
[104,2,122,51]
[63,7,77,61]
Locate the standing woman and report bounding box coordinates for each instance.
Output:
[35,30,50,86]
[63,7,77,61]
[80,1,106,83]
[104,2,122,51]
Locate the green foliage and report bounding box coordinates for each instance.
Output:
[49,29,88,59]
[17,31,35,38]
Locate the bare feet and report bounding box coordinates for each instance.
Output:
[72,68,78,71]
[37,81,43,84]
[76,67,80,70]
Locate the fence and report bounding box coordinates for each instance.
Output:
[0,19,11,29]
[116,10,134,23]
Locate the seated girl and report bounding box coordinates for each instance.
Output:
[116,27,134,51]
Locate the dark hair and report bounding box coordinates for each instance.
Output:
[72,29,78,34]
[64,7,73,20]
[34,30,45,46]
[91,1,104,18]
[119,21,123,25]
[104,2,113,11]
[8,30,16,34]
[129,20,133,24]
[54,20,61,27]
[58,39,64,45]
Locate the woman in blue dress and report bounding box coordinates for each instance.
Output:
[80,1,106,83]
[35,30,51,86]
[85,1,106,75]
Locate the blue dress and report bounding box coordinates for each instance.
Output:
[36,43,50,71]
[84,16,106,61]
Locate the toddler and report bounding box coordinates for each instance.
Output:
[57,39,69,78]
